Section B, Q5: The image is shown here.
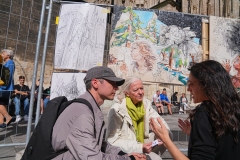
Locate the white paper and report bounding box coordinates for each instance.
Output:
[152,139,160,147]
[50,72,86,100]
[54,4,107,70]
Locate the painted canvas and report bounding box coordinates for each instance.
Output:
[209,16,240,88]
[54,4,107,70]
[108,6,203,85]
[50,72,86,100]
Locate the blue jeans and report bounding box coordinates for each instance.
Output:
[14,97,29,116]
[43,98,50,108]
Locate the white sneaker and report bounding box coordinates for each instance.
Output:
[15,115,22,123]
[24,115,29,121]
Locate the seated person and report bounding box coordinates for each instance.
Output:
[160,88,173,115]
[152,90,165,115]
[180,93,189,114]
[107,76,172,160]
[33,79,44,114]
[13,76,30,122]
[43,82,51,108]
[171,92,180,106]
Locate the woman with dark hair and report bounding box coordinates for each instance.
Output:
[150,60,240,160]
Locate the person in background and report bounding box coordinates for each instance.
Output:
[43,81,51,108]
[152,90,165,115]
[150,60,240,160]
[13,76,30,122]
[160,88,173,115]
[171,92,181,114]
[180,93,189,114]
[0,49,15,127]
[0,105,14,128]
[171,92,180,107]
[107,76,172,160]
[34,79,44,114]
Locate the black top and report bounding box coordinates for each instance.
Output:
[34,85,44,99]
[14,84,30,100]
[171,94,178,106]
[43,87,51,99]
[188,103,240,160]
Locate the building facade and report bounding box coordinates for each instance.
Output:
[86,0,240,18]
[0,0,239,87]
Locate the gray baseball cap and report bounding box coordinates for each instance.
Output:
[84,66,125,86]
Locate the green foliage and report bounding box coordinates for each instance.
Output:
[111,7,157,47]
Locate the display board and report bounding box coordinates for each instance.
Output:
[50,72,86,100]
[54,4,107,70]
[108,6,203,85]
[209,16,240,88]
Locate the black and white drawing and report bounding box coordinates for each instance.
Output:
[210,16,240,59]
[54,4,107,70]
[209,16,240,88]
[50,72,86,100]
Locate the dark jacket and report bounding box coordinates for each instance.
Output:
[52,91,132,160]
[43,87,50,99]
[188,103,240,159]
[171,94,179,106]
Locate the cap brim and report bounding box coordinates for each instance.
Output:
[103,77,125,86]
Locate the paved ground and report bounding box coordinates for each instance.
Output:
[0,104,190,160]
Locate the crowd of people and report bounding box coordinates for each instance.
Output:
[151,88,189,115]
[0,49,51,128]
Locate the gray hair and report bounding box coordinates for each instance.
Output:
[1,49,14,59]
[116,76,142,102]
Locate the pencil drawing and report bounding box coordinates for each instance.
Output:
[54,4,107,70]
[50,72,86,100]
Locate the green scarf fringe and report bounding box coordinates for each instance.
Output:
[126,97,145,143]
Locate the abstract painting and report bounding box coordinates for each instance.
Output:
[108,6,203,85]
[209,16,240,88]
[54,4,107,70]
[50,72,86,100]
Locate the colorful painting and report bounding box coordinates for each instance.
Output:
[54,4,107,70]
[108,6,203,85]
[209,16,240,88]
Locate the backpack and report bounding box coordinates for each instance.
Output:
[21,96,95,160]
[0,64,10,86]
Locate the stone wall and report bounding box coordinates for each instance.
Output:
[3,0,238,97]
[0,0,60,88]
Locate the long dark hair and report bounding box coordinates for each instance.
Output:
[189,60,240,143]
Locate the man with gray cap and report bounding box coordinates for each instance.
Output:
[52,66,146,160]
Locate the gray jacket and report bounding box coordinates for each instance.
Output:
[52,91,131,160]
